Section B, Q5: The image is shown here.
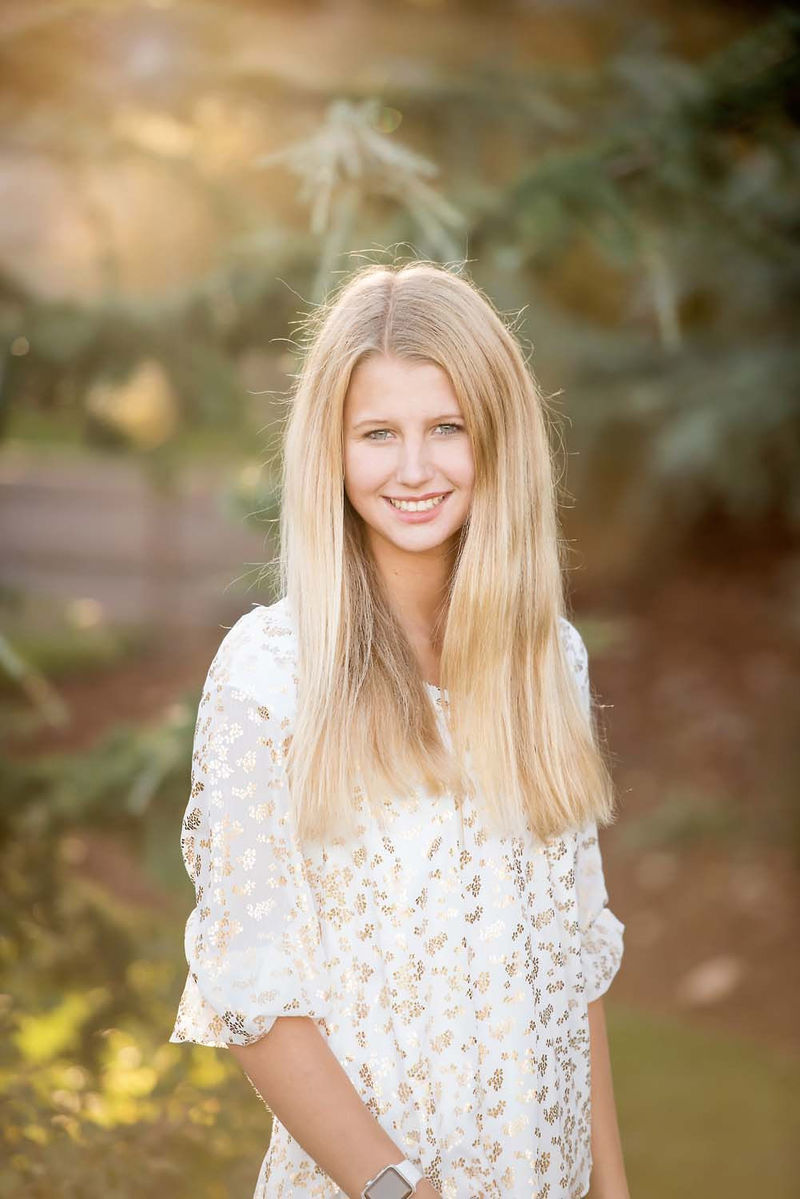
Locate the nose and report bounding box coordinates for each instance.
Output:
[394,436,435,488]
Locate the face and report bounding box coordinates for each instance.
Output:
[342,354,475,558]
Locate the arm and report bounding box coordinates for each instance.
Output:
[587,997,630,1199]
[563,621,629,1197]
[229,1018,441,1199]
[171,611,438,1197]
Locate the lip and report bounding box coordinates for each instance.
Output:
[383,491,450,502]
[382,491,452,524]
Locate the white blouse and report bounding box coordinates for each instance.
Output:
[170,596,625,1199]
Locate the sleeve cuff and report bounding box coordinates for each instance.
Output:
[580,906,625,1003]
[169,969,329,1048]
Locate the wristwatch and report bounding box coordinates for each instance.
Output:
[360,1157,423,1199]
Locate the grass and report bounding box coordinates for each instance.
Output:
[606,1001,799,1198]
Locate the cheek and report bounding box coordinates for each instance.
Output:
[343,444,388,496]
[442,442,476,490]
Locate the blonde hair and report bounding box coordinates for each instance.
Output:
[279,260,617,845]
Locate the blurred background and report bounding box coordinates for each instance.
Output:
[0,1,798,1196]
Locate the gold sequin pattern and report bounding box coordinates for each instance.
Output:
[170,598,625,1198]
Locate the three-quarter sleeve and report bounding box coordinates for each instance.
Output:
[574,820,625,1003]
[562,617,626,1004]
[169,610,331,1048]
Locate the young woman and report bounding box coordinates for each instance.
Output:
[170,262,629,1199]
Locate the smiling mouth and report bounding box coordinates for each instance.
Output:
[384,492,451,512]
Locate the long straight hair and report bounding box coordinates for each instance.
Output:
[279,261,617,845]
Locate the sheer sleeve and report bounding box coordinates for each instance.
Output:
[169,608,331,1048]
[561,617,626,1004]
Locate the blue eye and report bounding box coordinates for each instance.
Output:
[364,424,463,441]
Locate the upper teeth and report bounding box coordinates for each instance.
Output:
[388,494,447,512]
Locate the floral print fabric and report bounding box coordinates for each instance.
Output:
[170,597,625,1198]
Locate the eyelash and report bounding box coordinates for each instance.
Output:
[364,423,464,441]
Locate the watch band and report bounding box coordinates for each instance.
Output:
[361,1157,423,1199]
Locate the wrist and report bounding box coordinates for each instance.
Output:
[414,1182,440,1199]
[360,1157,433,1199]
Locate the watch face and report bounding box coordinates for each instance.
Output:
[367,1166,413,1199]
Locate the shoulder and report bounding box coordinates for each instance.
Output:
[205,596,298,710]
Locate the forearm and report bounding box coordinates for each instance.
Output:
[228,1015,440,1199]
[587,997,630,1199]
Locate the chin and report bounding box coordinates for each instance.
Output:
[387,524,463,549]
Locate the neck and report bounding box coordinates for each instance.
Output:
[366,528,459,649]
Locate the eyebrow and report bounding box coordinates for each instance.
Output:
[352,414,464,430]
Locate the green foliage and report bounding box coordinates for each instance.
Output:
[0,713,273,1198]
[499,13,799,264]
[484,14,800,534]
[2,10,797,546]
[0,625,148,689]
[257,97,466,300]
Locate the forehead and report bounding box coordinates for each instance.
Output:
[344,354,460,417]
